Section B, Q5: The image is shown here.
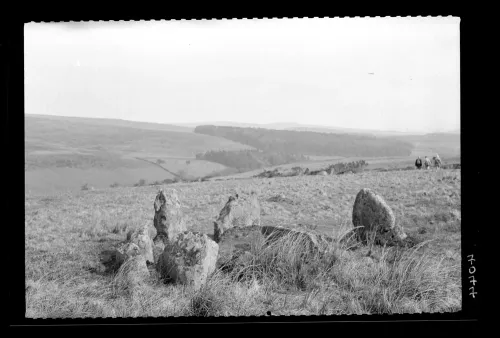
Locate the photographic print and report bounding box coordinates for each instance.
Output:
[24,17,462,318]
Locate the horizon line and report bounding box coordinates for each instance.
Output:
[25,113,459,134]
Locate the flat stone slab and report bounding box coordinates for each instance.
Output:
[216,224,338,271]
[216,225,265,269]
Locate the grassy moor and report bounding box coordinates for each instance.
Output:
[25,167,461,317]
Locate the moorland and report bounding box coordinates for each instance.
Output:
[25,114,461,317]
[25,168,461,317]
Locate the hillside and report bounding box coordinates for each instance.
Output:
[25,115,253,193]
[195,149,310,171]
[27,114,195,133]
[194,125,414,157]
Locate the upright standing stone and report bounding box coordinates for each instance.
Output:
[213,193,261,243]
[157,231,219,290]
[153,189,187,244]
[352,188,407,245]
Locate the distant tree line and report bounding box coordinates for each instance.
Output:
[194,125,413,157]
[196,149,309,171]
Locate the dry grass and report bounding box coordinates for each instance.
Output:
[25,168,461,317]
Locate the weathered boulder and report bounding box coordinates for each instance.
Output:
[213,193,261,243]
[99,241,142,272]
[317,170,328,176]
[215,225,265,270]
[126,225,155,264]
[157,231,219,290]
[153,189,188,244]
[260,225,334,254]
[304,168,310,175]
[352,188,407,245]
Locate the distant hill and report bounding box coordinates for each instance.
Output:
[175,121,303,130]
[194,125,414,157]
[285,126,425,137]
[25,115,252,194]
[27,114,195,133]
[176,120,428,136]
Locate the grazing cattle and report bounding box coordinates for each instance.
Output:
[433,155,442,170]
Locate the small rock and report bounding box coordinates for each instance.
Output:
[417,227,427,234]
[267,193,295,205]
[99,242,141,272]
[126,225,155,264]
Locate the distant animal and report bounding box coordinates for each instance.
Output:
[424,157,431,169]
[433,156,442,169]
[415,157,422,169]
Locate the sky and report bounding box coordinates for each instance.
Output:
[24,17,460,133]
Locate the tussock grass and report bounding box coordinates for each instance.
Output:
[25,169,461,317]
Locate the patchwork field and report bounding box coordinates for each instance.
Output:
[25,168,461,317]
[25,115,252,194]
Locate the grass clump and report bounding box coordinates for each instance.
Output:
[187,287,225,317]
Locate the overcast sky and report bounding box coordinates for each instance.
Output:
[25,17,460,133]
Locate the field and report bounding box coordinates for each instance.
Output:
[25,168,461,317]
